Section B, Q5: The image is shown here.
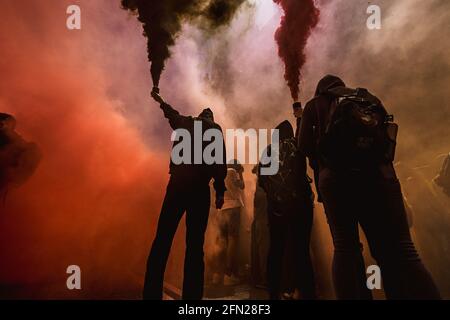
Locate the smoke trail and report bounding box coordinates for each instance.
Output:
[273,0,320,101]
[121,0,246,88]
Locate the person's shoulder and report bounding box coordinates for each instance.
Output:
[301,98,319,121]
[195,117,219,128]
[210,121,224,132]
[304,97,319,111]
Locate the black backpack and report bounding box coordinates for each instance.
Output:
[263,138,312,204]
[319,87,398,171]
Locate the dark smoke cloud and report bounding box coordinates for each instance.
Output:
[121,0,246,87]
[198,2,256,100]
[201,0,247,29]
[273,0,320,101]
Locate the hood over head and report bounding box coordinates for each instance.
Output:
[315,75,346,96]
[275,120,294,141]
[198,108,214,122]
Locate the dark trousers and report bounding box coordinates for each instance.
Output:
[319,167,441,300]
[143,175,211,300]
[266,199,316,300]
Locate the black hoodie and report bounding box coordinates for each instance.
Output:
[276,120,295,141]
[297,75,346,201]
[258,120,311,204]
[158,102,227,197]
[298,75,346,170]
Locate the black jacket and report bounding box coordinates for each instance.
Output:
[258,121,311,207]
[298,75,346,171]
[159,102,227,196]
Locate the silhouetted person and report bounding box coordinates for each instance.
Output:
[0,113,41,204]
[213,160,244,286]
[259,121,316,300]
[250,165,269,289]
[298,75,441,300]
[143,91,227,300]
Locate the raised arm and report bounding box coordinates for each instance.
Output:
[151,90,191,130]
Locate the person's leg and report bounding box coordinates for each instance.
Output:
[183,184,211,300]
[266,205,287,300]
[250,213,260,286]
[291,200,317,299]
[319,170,372,300]
[281,227,296,296]
[360,177,441,300]
[143,178,186,300]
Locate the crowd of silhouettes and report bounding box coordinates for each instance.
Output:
[1,74,446,300]
[143,75,443,300]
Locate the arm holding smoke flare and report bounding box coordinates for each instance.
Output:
[151,88,191,130]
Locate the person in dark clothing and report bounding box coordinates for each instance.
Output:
[250,165,269,288]
[213,161,245,286]
[259,121,316,300]
[298,75,441,300]
[0,113,41,204]
[143,91,227,300]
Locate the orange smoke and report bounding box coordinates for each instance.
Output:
[0,1,168,298]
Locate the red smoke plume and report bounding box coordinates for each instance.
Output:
[274,0,320,101]
[0,1,168,298]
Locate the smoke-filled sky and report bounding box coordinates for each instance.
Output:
[0,0,449,298]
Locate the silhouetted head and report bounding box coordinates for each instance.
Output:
[275,120,294,141]
[315,75,346,96]
[292,102,303,118]
[198,108,214,122]
[0,113,16,131]
[227,159,244,173]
